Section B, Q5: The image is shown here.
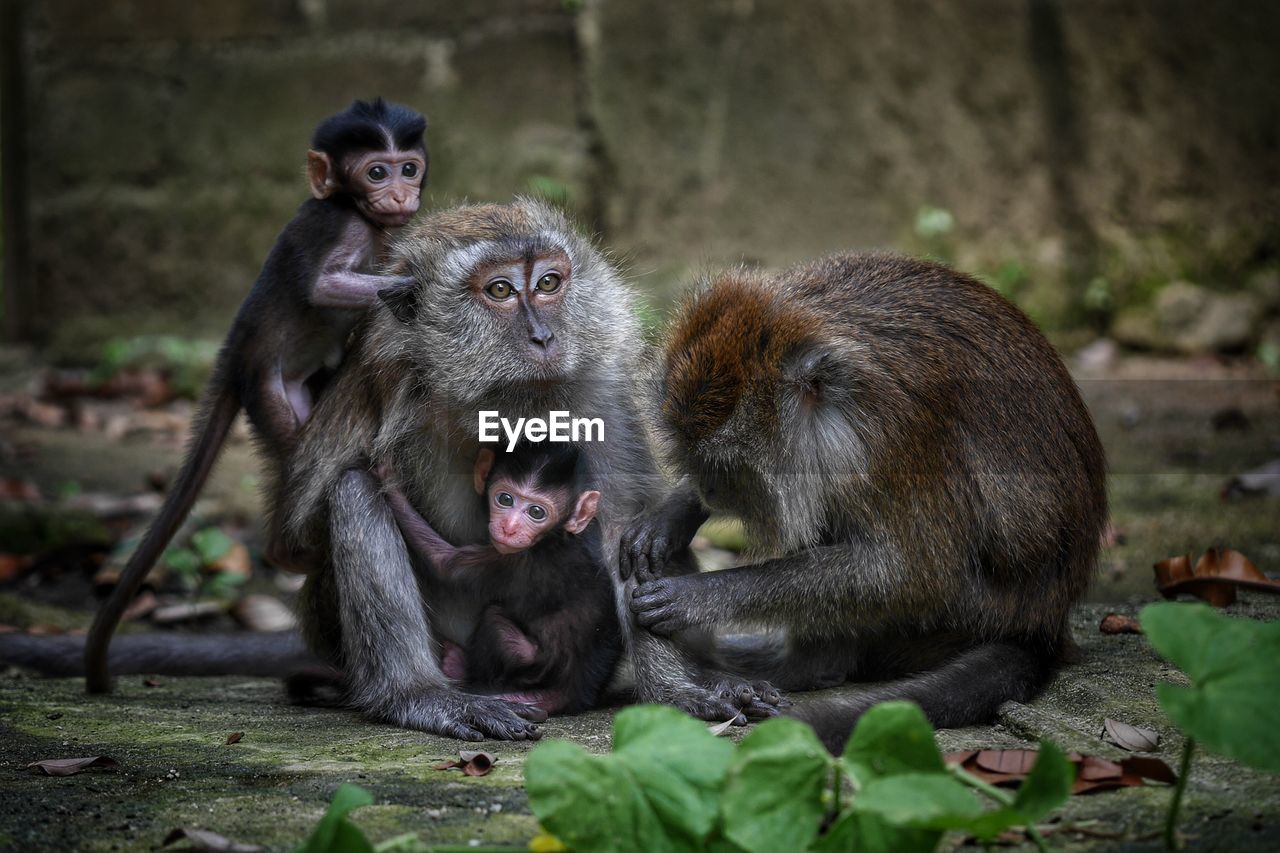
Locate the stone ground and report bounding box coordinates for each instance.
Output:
[1,353,1278,851]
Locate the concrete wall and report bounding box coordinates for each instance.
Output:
[5,0,1279,356]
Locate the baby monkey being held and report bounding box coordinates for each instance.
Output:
[381,442,620,715]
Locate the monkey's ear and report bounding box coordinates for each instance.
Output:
[787,347,834,406]
[563,490,601,534]
[378,283,418,323]
[307,150,338,200]
[473,448,496,495]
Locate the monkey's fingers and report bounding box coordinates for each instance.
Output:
[630,582,691,636]
[620,525,650,580]
[511,703,549,724]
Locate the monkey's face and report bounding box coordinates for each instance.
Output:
[384,200,639,406]
[469,249,571,370]
[487,478,566,554]
[346,147,427,227]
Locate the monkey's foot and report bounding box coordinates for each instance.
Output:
[702,673,787,720]
[639,679,779,726]
[387,689,545,741]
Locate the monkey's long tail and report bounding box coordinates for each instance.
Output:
[3,632,316,678]
[788,641,1053,754]
[84,384,242,694]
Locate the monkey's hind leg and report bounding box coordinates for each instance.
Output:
[789,641,1053,754]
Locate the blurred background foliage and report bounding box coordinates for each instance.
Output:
[1,0,1278,364]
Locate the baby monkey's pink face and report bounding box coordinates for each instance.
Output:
[487,478,567,554]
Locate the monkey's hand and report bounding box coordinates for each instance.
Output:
[392,688,547,741]
[630,576,698,636]
[620,495,708,582]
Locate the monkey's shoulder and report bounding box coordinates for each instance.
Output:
[247,199,363,302]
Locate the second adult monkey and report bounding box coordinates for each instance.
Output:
[83,98,428,694]
[624,254,1106,752]
[380,442,620,715]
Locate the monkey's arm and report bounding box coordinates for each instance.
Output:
[464,606,543,686]
[630,539,928,636]
[375,467,460,577]
[619,478,709,580]
[311,229,415,309]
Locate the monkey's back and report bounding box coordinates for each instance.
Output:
[788,254,1105,642]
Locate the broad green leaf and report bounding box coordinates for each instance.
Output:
[840,702,943,785]
[192,527,235,564]
[720,718,832,853]
[526,705,734,853]
[1142,602,1280,773]
[164,547,201,577]
[298,783,375,853]
[809,810,939,853]
[853,773,981,830]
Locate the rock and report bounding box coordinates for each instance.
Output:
[1113,281,1263,353]
[1247,268,1280,313]
[230,595,297,632]
[1073,338,1119,373]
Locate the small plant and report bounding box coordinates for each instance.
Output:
[525,702,1072,851]
[95,334,218,399]
[1140,602,1280,850]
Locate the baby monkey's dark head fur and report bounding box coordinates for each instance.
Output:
[476,442,600,555]
[307,98,428,228]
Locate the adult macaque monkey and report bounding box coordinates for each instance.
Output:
[622,254,1106,752]
[82,98,428,693]
[278,199,780,739]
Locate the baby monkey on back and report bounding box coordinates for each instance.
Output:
[83,98,428,693]
[380,443,620,715]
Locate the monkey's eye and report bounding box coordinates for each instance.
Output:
[528,505,546,521]
[367,165,389,181]
[535,273,561,293]
[486,280,513,300]
[496,492,514,508]
[402,163,418,178]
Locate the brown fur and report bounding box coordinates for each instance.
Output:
[631,253,1106,750]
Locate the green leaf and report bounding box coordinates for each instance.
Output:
[853,773,981,830]
[809,810,939,853]
[720,718,832,853]
[841,701,943,785]
[1141,602,1280,773]
[298,783,375,853]
[526,705,734,853]
[203,571,248,598]
[192,527,235,564]
[164,547,201,577]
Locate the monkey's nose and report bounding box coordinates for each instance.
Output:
[530,329,555,348]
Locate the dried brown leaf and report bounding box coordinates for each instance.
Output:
[947,748,1175,796]
[1154,547,1279,607]
[1103,718,1159,752]
[1099,613,1142,635]
[0,478,42,502]
[26,756,119,776]
[434,751,497,776]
